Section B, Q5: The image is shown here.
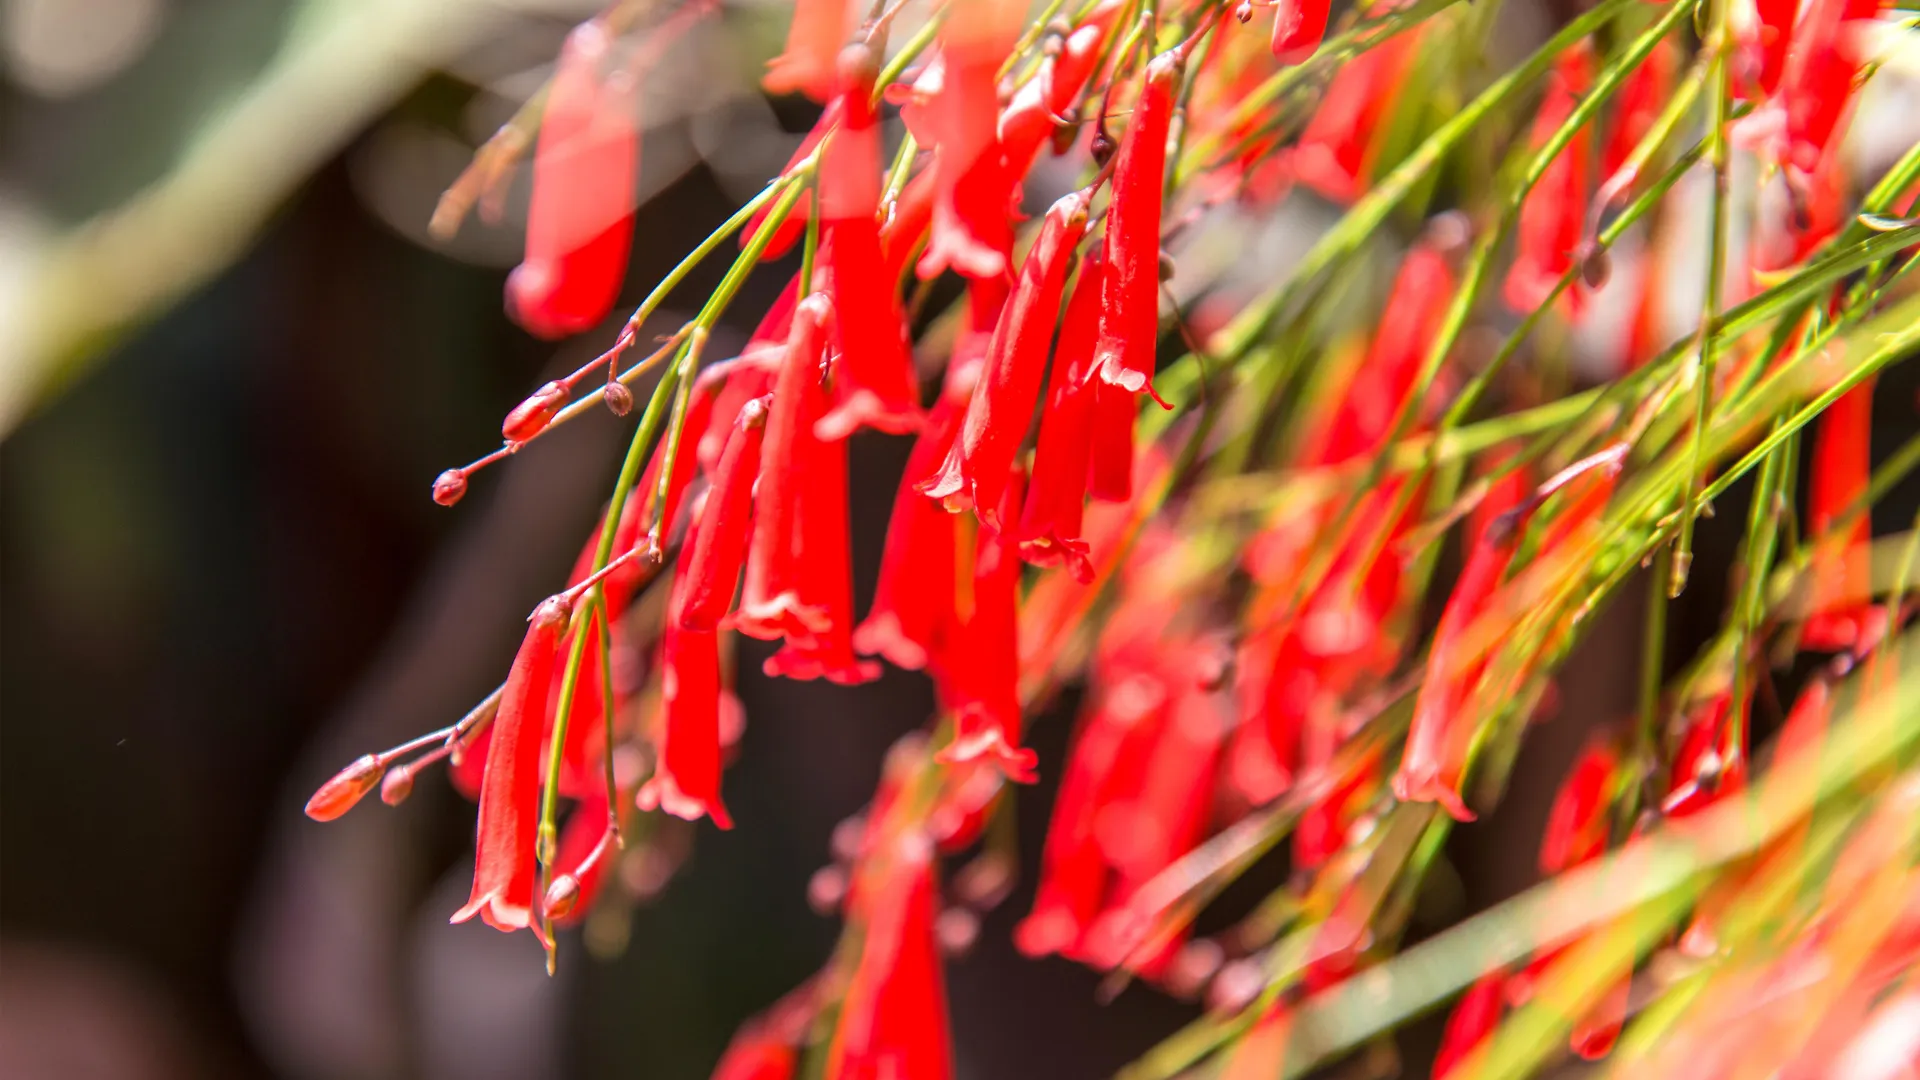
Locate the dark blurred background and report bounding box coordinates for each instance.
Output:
[3,2,1917,1078]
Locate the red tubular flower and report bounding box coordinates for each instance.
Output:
[453,597,568,936]
[940,470,1039,781]
[1228,626,1304,803]
[1779,0,1886,177]
[1601,37,1678,186]
[920,189,1091,523]
[1392,509,1524,821]
[678,398,771,632]
[736,294,879,684]
[506,21,638,340]
[1506,44,1595,316]
[1270,0,1331,64]
[1018,252,1104,579]
[912,0,1024,282]
[998,10,1116,178]
[762,0,849,103]
[1435,973,1507,1079]
[1100,667,1228,886]
[1014,675,1162,957]
[1316,240,1457,465]
[816,51,924,441]
[712,1026,798,1080]
[1663,690,1750,818]
[1292,27,1420,202]
[1295,745,1383,870]
[828,834,953,1080]
[637,577,739,828]
[1087,378,1138,502]
[1733,0,1796,100]
[1571,975,1631,1059]
[736,297,835,643]
[1220,1005,1294,1080]
[1081,651,1230,971]
[1803,379,1881,653]
[1539,739,1621,874]
[1089,49,1181,403]
[854,379,968,672]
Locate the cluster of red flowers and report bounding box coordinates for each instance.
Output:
[308,0,1920,1076]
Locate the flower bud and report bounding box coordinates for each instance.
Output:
[543,873,581,920]
[1090,130,1116,167]
[432,469,468,507]
[305,754,384,821]
[502,380,570,442]
[935,906,980,955]
[531,595,572,633]
[1576,240,1611,290]
[602,381,634,416]
[1050,110,1080,157]
[808,865,847,914]
[380,763,415,806]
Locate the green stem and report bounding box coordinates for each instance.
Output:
[1638,545,1672,758]
[1271,0,1695,626]
[534,173,810,942]
[1671,0,1732,597]
[598,602,621,843]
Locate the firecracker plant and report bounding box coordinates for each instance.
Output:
[308,0,1920,1075]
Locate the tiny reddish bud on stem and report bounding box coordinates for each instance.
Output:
[542,873,581,920]
[432,469,469,506]
[380,763,416,806]
[305,754,384,822]
[503,380,570,443]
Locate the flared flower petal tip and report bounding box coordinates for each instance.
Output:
[1390,768,1478,822]
[936,730,1038,784]
[450,891,534,934]
[637,776,734,831]
[851,615,931,672]
[1013,908,1082,959]
[814,395,925,443]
